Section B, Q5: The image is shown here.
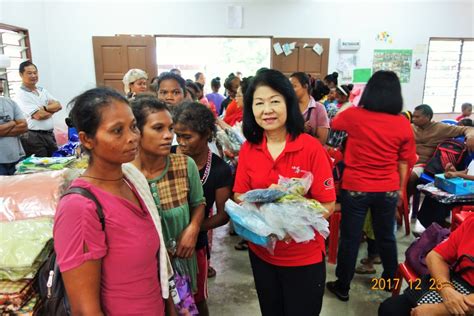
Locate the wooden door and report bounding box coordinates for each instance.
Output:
[92,35,157,93]
[271,38,329,79]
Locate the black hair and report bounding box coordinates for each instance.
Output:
[224,73,238,90]
[324,72,339,86]
[462,102,473,111]
[169,68,181,75]
[312,79,329,101]
[414,104,434,120]
[359,70,403,115]
[459,118,473,126]
[69,87,128,139]
[131,95,170,132]
[243,69,304,144]
[152,72,187,96]
[19,61,37,74]
[150,76,159,86]
[173,102,217,141]
[336,84,353,99]
[290,72,311,95]
[195,82,204,92]
[185,80,200,100]
[194,72,203,81]
[211,77,221,90]
[240,76,253,95]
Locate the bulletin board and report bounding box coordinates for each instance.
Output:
[372,49,412,83]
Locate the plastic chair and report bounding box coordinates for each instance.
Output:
[396,167,413,235]
[392,261,419,296]
[451,205,474,231]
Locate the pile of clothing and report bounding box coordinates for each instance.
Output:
[215,123,245,172]
[0,170,77,314]
[15,156,76,174]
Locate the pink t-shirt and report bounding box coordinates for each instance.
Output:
[54,178,164,316]
[302,97,330,136]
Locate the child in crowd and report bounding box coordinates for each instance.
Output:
[456,102,472,121]
[459,118,473,126]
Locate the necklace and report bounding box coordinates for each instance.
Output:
[81,175,124,181]
[200,150,212,185]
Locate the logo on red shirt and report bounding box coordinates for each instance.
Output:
[324,178,335,190]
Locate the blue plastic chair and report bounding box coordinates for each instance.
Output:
[441,119,458,126]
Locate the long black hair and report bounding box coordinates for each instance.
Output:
[359,70,403,115]
[243,69,304,144]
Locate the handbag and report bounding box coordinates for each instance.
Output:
[404,254,474,305]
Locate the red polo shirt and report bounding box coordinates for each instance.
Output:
[331,107,417,192]
[234,133,336,266]
[434,215,474,285]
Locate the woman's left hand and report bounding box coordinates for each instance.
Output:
[176,224,200,258]
[440,287,471,315]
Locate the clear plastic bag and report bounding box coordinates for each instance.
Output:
[166,239,198,315]
[278,170,314,196]
[0,169,80,222]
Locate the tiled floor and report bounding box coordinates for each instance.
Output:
[207,223,416,316]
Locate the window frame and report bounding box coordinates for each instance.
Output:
[422,37,474,114]
[0,23,32,98]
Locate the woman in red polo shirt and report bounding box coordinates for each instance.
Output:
[326,70,417,302]
[233,69,336,316]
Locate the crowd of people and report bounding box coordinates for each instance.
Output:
[0,60,473,316]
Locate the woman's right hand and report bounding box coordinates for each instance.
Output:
[440,287,471,315]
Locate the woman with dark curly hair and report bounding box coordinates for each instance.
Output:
[172,102,233,316]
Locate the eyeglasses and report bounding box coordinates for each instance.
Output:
[158,89,183,97]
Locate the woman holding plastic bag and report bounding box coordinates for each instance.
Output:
[233,69,336,316]
[130,96,206,315]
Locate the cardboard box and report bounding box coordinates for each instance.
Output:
[434,174,474,195]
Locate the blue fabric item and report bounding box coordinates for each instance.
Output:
[419,173,435,184]
[240,189,286,203]
[441,119,458,126]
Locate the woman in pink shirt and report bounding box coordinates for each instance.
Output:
[289,72,329,145]
[54,88,173,316]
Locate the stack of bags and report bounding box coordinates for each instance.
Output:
[215,123,245,173]
[0,170,77,314]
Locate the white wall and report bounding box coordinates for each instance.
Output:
[2,0,473,117]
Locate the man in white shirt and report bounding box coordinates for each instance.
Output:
[14,61,62,157]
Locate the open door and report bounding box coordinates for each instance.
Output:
[271,38,329,79]
[92,35,157,93]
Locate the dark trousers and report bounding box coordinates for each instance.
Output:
[249,249,325,316]
[0,161,19,175]
[378,293,415,316]
[417,196,451,229]
[367,237,379,258]
[20,130,57,157]
[336,190,399,291]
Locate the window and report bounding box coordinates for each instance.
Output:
[0,24,32,98]
[156,36,271,92]
[423,38,474,113]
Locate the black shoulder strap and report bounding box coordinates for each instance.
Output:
[306,106,313,122]
[62,187,105,231]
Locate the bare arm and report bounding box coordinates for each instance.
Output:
[321,201,335,219]
[201,186,231,231]
[426,250,470,315]
[176,203,205,258]
[45,100,62,113]
[0,121,16,136]
[6,119,28,136]
[315,127,329,146]
[62,260,104,316]
[31,109,53,120]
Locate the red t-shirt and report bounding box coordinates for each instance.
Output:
[223,99,243,126]
[331,107,417,192]
[456,114,470,122]
[233,133,336,266]
[434,215,474,285]
[54,179,164,316]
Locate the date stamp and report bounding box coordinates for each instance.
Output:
[370,278,442,291]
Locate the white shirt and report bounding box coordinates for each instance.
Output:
[14,85,57,131]
[467,160,474,176]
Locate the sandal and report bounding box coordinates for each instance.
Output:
[208,266,217,278]
[360,256,382,265]
[234,240,248,251]
[355,264,376,274]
